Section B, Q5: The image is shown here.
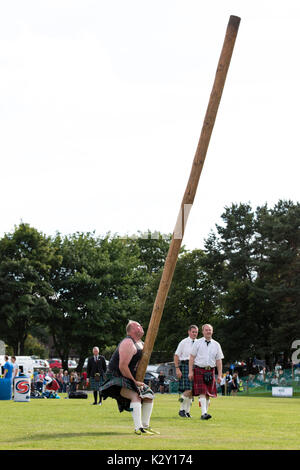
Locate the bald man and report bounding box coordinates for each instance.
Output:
[100,321,159,435]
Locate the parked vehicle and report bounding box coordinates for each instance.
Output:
[68,360,77,369]
[48,359,62,369]
[48,358,78,369]
[144,371,160,392]
[0,355,36,376]
[32,358,50,369]
[146,364,159,374]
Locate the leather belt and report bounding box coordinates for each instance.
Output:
[196,366,213,370]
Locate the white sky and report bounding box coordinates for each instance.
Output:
[1,0,299,250]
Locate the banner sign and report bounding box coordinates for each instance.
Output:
[272,387,293,397]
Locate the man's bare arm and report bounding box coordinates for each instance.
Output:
[188,355,195,381]
[119,339,144,387]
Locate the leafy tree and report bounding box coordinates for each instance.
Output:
[135,247,217,361]
[204,200,300,369]
[255,200,300,365]
[0,223,59,354]
[45,233,144,370]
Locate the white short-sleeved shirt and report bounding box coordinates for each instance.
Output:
[175,337,196,361]
[190,337,224,368]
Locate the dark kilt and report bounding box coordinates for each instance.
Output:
[99,373,138,413]
[192,367,217,398]
[90,375,105,391]
[178,362,193,393]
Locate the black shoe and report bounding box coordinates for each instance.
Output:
[179,410,187,418]
[185,413,192,418]
[92,402,97,405]
[201,413,212,420]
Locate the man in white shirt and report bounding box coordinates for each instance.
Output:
[174,325,199,418]
[189,324,223,420]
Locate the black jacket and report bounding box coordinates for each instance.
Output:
[87,355,107,378]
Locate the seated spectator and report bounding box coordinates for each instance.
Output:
[271,375,279,385]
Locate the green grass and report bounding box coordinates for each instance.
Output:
[0,393,300,450]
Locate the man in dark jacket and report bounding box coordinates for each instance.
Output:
[87,347,107,405]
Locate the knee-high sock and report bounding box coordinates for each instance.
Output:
[186,398,192,413]
[206,397,210,410]
[179,394,185,411]
[141,400,154,428]
[199,397,207,415]
[93,391,97,403]
[182,396,190,412]
[130,401,142,431]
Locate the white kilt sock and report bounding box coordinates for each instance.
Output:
[179,394,185,411]
[130,401,142,430]
[183,396,190,412]
[206,397,210,411]
[186,398,192,413]
[199,397,207,415]
[141,400,154,428]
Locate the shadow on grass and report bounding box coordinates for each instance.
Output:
[4,431,127,443]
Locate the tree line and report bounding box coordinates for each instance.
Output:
[0,199,299,371]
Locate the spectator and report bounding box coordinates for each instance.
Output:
[231,373,239,396]
[62,370,70,393]
[34,370,39,390]
[275,363,282,378]
[220,374,226,396]
[36,370,45,393]
[225,370,232,395]
[81,370,87,390]
[69,371,78,393]
[271,375,279,386]
[11,356,19,380]
[47,369,54,378]
[87,346,107,405]
[158,371,165,394]
[2,356,13,381]
[56,369,64,393]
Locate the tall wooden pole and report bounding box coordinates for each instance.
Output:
[136,15,241,382]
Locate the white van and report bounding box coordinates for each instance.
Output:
[0,355,34,377]
[15,356,35,376]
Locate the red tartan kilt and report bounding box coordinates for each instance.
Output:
[192,367,217,397]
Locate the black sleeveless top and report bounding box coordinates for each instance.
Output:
[108,336,143,377]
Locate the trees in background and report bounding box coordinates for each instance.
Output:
[203,200,300,368]
[0,199,299,369]
[0,223,59,355]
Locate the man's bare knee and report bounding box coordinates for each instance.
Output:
[120,388,141,402]
[143,397,153,403]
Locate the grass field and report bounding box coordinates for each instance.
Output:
[0,393,300,450]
